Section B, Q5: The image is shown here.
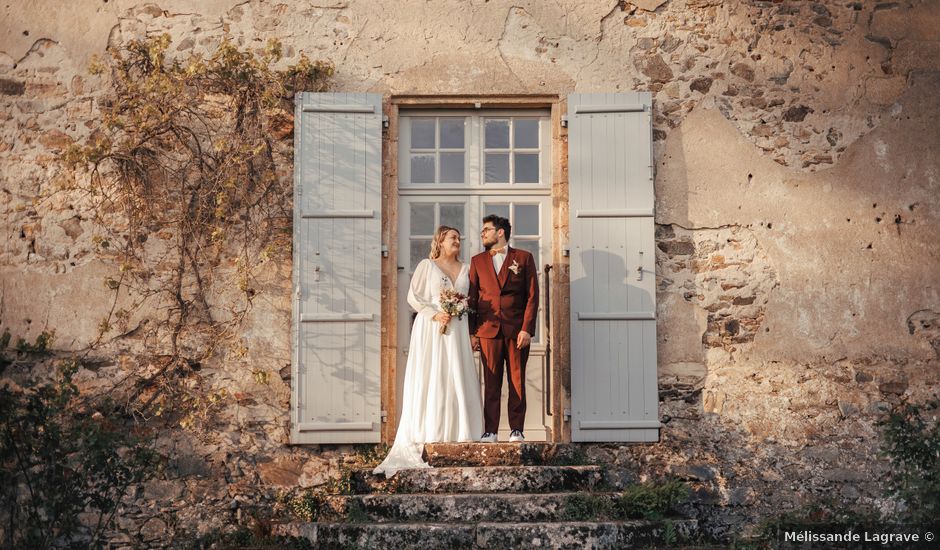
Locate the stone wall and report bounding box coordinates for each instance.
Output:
[2,0,938,544]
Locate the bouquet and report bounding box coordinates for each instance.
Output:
[439,288,472,334]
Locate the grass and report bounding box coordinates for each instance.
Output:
[561,478,692,522]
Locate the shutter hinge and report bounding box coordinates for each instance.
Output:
[561,115,568,128]
[563,408,571,422]
[381,244,389,258]
[381,410,388,423]
[382,115,389,129]
[562,248,570,257]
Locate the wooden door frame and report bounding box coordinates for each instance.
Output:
[380,95,571,443]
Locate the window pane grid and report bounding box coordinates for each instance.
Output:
[484,117,541,185]
[403,113,547,186]
[409,117,467,184]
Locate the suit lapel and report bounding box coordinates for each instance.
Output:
[497,246,513,288]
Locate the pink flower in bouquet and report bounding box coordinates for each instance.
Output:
[439,288,472,334]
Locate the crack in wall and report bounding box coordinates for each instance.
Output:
[495,5,528,88]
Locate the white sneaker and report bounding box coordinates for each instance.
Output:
[480,432,497,443]
[509,430,524,442]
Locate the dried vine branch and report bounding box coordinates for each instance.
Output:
[61,34,331,420]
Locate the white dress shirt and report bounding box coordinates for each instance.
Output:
[492,248,507,273]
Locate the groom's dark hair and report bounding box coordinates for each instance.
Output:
[482,214,511,240]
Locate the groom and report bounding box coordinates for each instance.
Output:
[469,214,539,443]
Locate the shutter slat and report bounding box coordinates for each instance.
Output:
[577,312,655,321]
[568,92,660,443]
[301,313,375,322]
[302,209,375,218]
[302,104,376,113]
[298,422,376,431]
[574,208,654,218]
[579,420,661,429]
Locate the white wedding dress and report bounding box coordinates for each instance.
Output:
[373,258,484,477]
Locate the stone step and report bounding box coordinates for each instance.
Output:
[279,519,700,549]
[322,491,623,523]
[475,520,700,549]
[423,442,588,467]
[349,465,605,494]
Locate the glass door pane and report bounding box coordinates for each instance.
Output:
[406,201,469,269]
[480,198,547,342]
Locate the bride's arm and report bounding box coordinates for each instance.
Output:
[407,259,439,320]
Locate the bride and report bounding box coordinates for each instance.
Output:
[373,225,483,477]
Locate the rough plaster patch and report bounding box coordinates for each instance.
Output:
[874,139,889,165]
[0,262,140,348]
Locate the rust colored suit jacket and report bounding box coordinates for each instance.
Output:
[468,246,539,340]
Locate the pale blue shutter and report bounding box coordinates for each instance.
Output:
[568,93,659,442]
[291,93,383,444]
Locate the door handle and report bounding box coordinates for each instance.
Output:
[543,264,552,418]
[314,265,321,282]
[635,251,643,281]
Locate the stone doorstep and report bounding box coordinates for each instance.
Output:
[350,465,605,494]
[423,442,581,467]
[324,491,625,523]
[278,519,700,550]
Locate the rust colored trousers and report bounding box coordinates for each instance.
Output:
[479,331,530,433]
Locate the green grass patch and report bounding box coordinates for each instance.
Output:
[617,478,691,520]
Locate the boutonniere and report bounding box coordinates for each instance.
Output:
[508,259,520,275]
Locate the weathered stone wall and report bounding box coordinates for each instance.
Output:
[2,0,939,544]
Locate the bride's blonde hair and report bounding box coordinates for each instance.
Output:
[429,225,460,259]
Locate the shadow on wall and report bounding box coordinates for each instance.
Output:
[650,118,710,410]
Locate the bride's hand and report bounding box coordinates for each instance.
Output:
[433,312,452,327]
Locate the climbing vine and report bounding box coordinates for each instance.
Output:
[62,34,331,419]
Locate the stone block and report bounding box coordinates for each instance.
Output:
[169,453,212,478]
[837,399,859,418]
[633,0,668,12]
[0,78,26,95]
[731,63,754,82]
[143,480,183,502]
[635,54,674,83]
[138,517,169,542]
[823,468,868,482]
[258,456,306,486]
[878,379,908,396]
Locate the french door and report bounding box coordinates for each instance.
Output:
[396,194,552,441]
[394,108,553,441]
